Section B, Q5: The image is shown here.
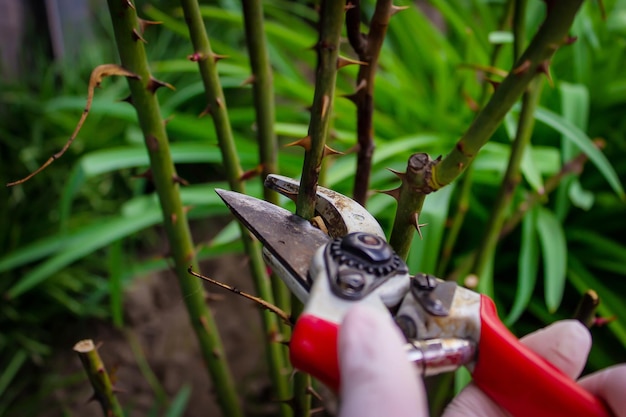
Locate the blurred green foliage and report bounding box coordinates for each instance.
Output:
[1,0,625,415]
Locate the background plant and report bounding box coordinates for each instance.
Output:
[1,0,625,416]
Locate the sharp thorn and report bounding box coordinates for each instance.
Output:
[390,5,410,16]
[410,212,428,239]
[188,52,205,62]
[172,174,189,186]
[462,91,480,112]
[379,187,401,201]
[536,60,554,87]
[337,55,368,69]
[147,77,175,93]
[240,164,264,181]
[386,167,406,180]
[323,144,344,158]
[512,59,531,75]
[131,28,147,43]
[213,53,228,63]
[285,136,312,151]
[321,94,330,118]
[199,105,211,118]
[138,18,161,34]
[241,74,256,86]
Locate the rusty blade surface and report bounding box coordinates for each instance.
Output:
[215,189,330,291]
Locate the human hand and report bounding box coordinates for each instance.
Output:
[338,305,626,417]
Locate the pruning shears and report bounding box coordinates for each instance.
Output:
[215,174,612,417]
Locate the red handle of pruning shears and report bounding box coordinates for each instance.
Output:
[473,295,612,417]
[290,298,613,417]
[290,314,341,392]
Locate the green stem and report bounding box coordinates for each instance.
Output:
[73,339,124,417]
[289,299,311,417]
[105,2,242,415]
[447,145,593,283]
[295,0,345,220]
[573,289,600,328]
[388,153,436,260]
[499,144,593,238]
[178,1,291,414]
[439,3,514,278]
[291,5,345,412]
[241,0,291,318]
[430,1,584,190]
[346,0,394,205]
[471,0,544,283]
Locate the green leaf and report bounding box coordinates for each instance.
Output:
[454,367,472,395]
[567,229,626,261]
[6,210,162,299]
[488,31,514,44]
[164,384,192,417]
[535,107,624,200]
[210,221,241,247]
[535,207,567,313]
[503,113,545,192]
[108,240,124,328]
[0,350,28,397]
[568,180,594,210]
[506,207,539,325]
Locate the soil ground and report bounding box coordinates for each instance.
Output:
[43,253,284,417]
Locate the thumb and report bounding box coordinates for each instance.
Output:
[338,304,428,417]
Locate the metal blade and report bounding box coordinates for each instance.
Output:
[215,189,330,292]
[264,174,385,239]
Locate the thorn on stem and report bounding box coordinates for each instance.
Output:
[594,316,617,327]
[390,5,410,16]
[536,60,554,86]
[172,174,189,186]
[119,95,133,105]
[486,78,500,91]
[145,135,159,152]
[512,59,531,76]
[410,212,428,239]
[188,52,206,62]
[131,28,147,43]
[212,53,228,63]
[138,18,161,34]
[323,145,343,158]
[240,164,264,181]
[462,92,480,112]
[379,187,401,201]
[147,77,175,93]
[199,105,211,118]
[133,169,153,181]
[337,55,368,69]
[285,136,312,151]
[241,74,256,86]
[387,168,406,180]
[321,94,330,118]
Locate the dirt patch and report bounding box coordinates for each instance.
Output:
[44,254,282,417]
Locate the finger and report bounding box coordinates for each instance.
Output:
[579,364,626,417]
[519,320,591,379]
[443,320,592,417]
[338,304,428,417]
